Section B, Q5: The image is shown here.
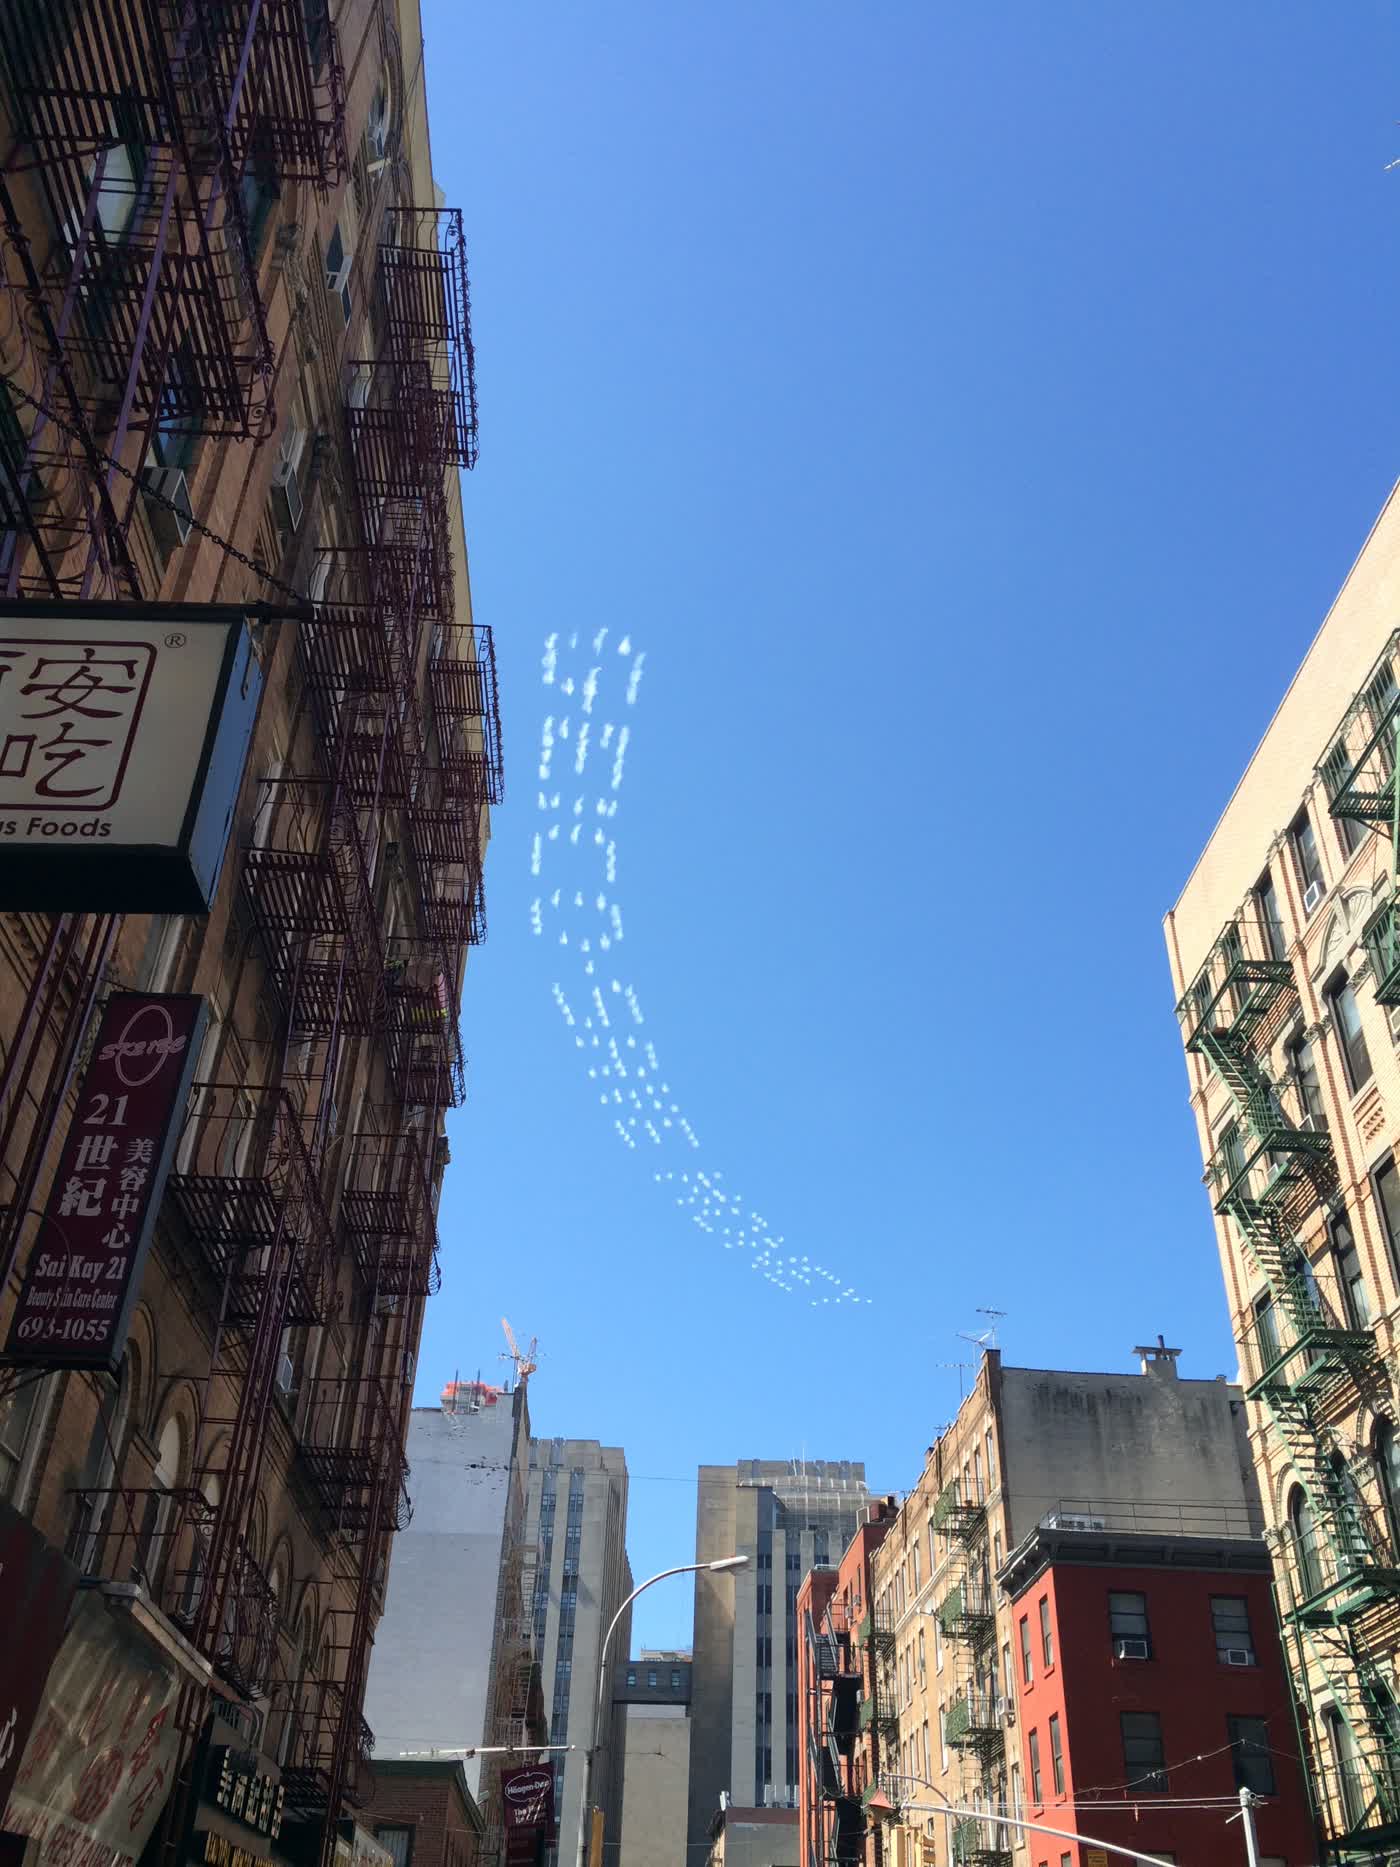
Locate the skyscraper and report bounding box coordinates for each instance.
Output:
[687,1460,874,1854]
[525,1438,632,1867]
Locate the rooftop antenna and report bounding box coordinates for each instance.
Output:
[932,1359,975,1402]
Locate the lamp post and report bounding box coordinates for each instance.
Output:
[865,1773,1177,1867]
[577,1555,748,1867]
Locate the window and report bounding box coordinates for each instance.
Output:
[1377,1424,1400,1551]
[1120,1712,1166,1790]
[939,1704,948,1772]
[1374,1159,1400,1276]
[324,210,356,322]
[1229,1717,1275,1795]
[1291,809,1325,906]
[1109,1591,1150,1658]
[626,1670,636,1687]
[922,1720,930,1783]
[1049,1714,1064,1795]
[671,1670,681,1690]
[1290,1032,1326,1131]
[917,1628,926,1686]
[1330,974,1374,1091]
[934,1614,943,1673]
[1253,1290,1281,1371]
[985,1429,996,1491]
[0,1377,43,1503]
[1028,1728,1043,1803]
[1019,1615,1033,1685]
[1256,872,1286,959]
[1289,1487,1321,1600]
[376,1830,413,1867]
[1210,1596,1255,1665]
[647,1669,657,1688]
[1039,1597,1053,1668]
[1332,1212,1370,1327]
[1009,1761,1022,1821]
[1002,1641,1013,1704]
[1328,1708,1365,1829]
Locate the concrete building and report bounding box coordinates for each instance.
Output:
[616,1652,691,1867]
[860,1345,1266,1867]
[1165,482,1400,1860]
[525,1439,632,1867]
[704,1808,800,1867]
[364,1382,545,1854]
[689,1461,875,1854]
[0,7,498,1867]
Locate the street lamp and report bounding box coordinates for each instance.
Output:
[867,1772,1177,1867]
[578,1555,749,1867]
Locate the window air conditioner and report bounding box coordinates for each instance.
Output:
[271,460,303,531]
[276,1352,296,1396]
[1224,1648,1254,1667]
[1303,879,1324,914]
[142,465,193,548]
[1114,1637,1149,1661]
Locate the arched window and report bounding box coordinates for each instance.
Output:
[69,1356,133,1571]
[1289,1486,1322,1601]
[134,1414,183,1588]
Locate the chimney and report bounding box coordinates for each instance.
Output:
[1134,1334,1181,1378]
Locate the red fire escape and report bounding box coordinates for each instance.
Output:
[0,9,500,1867]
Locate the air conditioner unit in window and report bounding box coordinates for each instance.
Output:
[271,460,303,531]
[142,465,193,548]
[1224,1648,1254,1666]
[1114,1637,1149,1660]
[1303,879,1324,914]
[275,1352,296,1396]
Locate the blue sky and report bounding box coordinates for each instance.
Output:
[417,2,1400,1650]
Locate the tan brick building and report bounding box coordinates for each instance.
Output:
[1166,483,1400,1859]
[0,7,499,1867]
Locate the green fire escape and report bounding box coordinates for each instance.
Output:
[1179,637,1400,1860]
[932,1482,1010,1867]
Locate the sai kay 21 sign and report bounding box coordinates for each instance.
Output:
[0,602,262,913]
[2,992,206,1373]
[501,1764,555,1867]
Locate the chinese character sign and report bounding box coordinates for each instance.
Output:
[0,608,262,913]
[3,1589,182,1867]
[502,1765,555,1867]
[3,993,206,1371]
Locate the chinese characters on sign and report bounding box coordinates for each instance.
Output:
[2,1589,182,1867]
[0,607,262,913]
[0,640,156,811]
[2,993,206,1372]
[501,1764,555,1867]
[208,1747,284,1840]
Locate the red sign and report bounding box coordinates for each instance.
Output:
[3,992,206,1371]
[501,1765,555,1867]
[3,1589,181,1867]
[0,1497,79,1815]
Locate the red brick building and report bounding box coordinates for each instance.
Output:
[1001,1520,1315,1867]
[797,1501,898,1867]
[360,1761,484,1867]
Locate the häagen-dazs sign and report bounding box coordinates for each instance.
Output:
[0,602,263,912]
[3,992,206,1372]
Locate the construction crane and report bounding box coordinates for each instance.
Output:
[500,1317,539,1385]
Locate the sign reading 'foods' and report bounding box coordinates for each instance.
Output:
[2,992,206,1372]
[0,603,263,912]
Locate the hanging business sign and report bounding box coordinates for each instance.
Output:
[2,991,206,1372]
[501,1764,555,1867]
[0,1498,81,1816]
[2,1589,183,1867]
[0,601,263,912]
